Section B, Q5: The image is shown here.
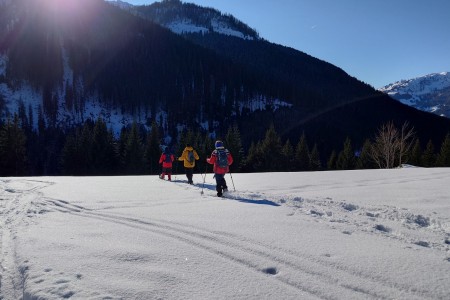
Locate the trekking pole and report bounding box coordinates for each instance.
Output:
[174,157,179,181]
[229,170,236,192]
[201,163,208,195]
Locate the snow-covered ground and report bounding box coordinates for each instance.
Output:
[1,168,449,299]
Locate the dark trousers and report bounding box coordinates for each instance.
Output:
[214,174,227,193]
[185,168,194,183]
[160,167,172,180]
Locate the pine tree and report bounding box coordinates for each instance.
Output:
[80,122,94,174]
[309,143,321,171]
[124,122,146,174]
[336,137,355,170]
[327,150,337,170]
[281,139,295,171]
[61,130,82,175]
[260,124,283,171]
[200,133,214,174]
[436,133,450,167]
[145,120,161,175]
[243,141,263,172]
[295,132,309,171]
[421,139,436,167]
[408,139,422,166]
[0,115,27,176]
[92,118,117,175]
[225,124,243,172]
[356,139,375,169]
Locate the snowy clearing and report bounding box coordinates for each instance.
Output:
[0,168,449,299]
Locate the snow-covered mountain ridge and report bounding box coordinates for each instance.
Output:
[379,72,450,118]
[110,0,260,40]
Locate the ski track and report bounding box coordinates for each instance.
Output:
[1,178,448,299]
[0,179,54,300]
[40,198,437,298]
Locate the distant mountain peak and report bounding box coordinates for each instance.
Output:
[116,0,260,40]
[108,0,135,10]
[379,72,450,117]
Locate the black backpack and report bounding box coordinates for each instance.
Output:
[187,150,195,163]
[217,149,228,168]
[165,153,172,163]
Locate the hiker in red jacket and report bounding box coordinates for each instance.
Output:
[206,140,233,197]
[159,147,175,181]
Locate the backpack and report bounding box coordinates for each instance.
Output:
[217,149,228,168]
[164,153,172,163]
[187,150,195,163]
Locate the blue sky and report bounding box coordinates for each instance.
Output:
[125,0,450,88]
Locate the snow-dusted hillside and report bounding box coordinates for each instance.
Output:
[125,0,260,40]
[379,72,450,118]
[1,169,449,299]
[0,52,290,137]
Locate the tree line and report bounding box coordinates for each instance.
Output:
[1,116,449,177]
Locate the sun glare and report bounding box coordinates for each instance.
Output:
[37,0,92,17]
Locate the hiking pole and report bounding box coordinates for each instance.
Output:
[201,163,208,195]
[229,170,236,192]
[174,157,179,181]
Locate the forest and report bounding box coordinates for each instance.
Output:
[1,114,449,177]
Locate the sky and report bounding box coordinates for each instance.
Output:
[124,0,450,88]
[1,168,449,299]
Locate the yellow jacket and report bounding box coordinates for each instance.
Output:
[178,146,199,168]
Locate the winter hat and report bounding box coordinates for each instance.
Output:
[215,140,224,149]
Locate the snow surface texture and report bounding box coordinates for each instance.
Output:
[1,168,449,299]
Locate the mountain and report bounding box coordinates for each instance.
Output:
[1,0,450,170]
[130,1,450,151]
[379,72,450,118]
[112,0,260,40]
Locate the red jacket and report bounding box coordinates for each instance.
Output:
[159,153,175,168]
[207,148,233,174]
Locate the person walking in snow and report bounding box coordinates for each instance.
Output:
[178,144,199,184]
[207,140,233,197]
[159,147,175,181]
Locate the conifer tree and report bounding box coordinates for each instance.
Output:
[92,118,117,175]
[145,120,161,175]
[356,139,375,169]
[281,139,295,171]
[80,122,94,174]
[260,124,283,171]
[61,129,82,175]
[225,124,243,172]
[123,122,146,174]
[327,150,337,170]
[408,139,422,166]
[0,115,27,176]
[200,133,214,174]
[421,139,436,167]
[243,141,263,172]
[436,133,450,167]
[309,143,321,171]
[336,137,355,170]
[295,132,309,171]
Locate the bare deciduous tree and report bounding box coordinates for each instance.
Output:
[398,122,415,166]
[370,121,415,169]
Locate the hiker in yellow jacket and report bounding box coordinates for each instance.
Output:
[178,144,199,184]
